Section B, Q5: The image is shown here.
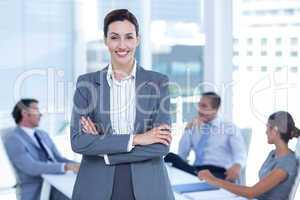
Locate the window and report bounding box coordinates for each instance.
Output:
[275,51,282,57]
[290,67,298,73]
[290,37,298,45]
[290,51,298,57]
[150,0,204,125]
[261,38,267,45]
[261,66,267,72]
[269,9,279,16]
[256,10,267,16]
[247,38,253,45]
[275,38,282,45]
[242,10,252,16]
[0,0,76,195]
[233,51,239,56]
[233,38,239,45]
[284,8,295,15]
[261,51,267,56]
[247,66,253,71]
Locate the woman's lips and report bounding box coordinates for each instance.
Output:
[116,51,129,57]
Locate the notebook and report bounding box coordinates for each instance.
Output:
[173,182,219,193]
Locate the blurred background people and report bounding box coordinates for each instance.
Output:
[199,111,299,200]
[4,98,80,200]
[165,92,247,182]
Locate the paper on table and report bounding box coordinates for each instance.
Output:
[183,189,245,200]
[173,182,219,193]
[166,164,201,185]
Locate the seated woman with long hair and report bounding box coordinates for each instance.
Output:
[198,111,299,200]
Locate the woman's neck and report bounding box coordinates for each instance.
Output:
[274,141,290,157]
[111,59,135,78]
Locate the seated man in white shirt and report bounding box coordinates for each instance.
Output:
[4,99,80,200]
[165,92,247,182]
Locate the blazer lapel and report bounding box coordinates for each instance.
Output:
[94,67,112,134]
[17,127,38,149]
[34,130,57,162]
[134,66,151,133]
[16,127,49,160]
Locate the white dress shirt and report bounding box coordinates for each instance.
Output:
[20,126,40,147]
[178,117,247,169]
[103,62,136,164]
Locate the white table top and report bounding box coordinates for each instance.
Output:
[42,165,246,200]
[166,164,201,185]
[42,172,76,199]
[183,189,245,200]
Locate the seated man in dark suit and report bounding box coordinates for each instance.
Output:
[165,92,247,182]
[4,98,80,200]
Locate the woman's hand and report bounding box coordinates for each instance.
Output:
[225,164,241,182]
[198,170,217,184]
[133,124,172,146]
[80,116,98,135]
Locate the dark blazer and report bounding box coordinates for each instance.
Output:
[70,66,175,200]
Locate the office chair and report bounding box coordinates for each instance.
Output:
[289,138,300,200]
[239,128,252,185]
[0,127,20,200]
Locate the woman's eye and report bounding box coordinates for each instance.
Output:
[126,36,134,40]
[110,37,118,40]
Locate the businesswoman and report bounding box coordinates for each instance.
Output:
[199,111,299,200]
[70,9,175,200]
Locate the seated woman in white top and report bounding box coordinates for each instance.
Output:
[199,111,299,200]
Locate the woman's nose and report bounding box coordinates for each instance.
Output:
[118,38,126,48]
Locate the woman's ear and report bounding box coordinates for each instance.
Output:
[272,126,281,137]
[273,126,279,133]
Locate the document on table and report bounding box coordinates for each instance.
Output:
[173,182,219,193]
[183,189,244,200]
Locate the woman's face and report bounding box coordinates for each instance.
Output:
[105,20,139,68]
[266,123,278,144]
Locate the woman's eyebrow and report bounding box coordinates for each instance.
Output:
[109,32,134,35]
[109,32,120,36]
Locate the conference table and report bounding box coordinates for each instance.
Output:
[41,165,246,200]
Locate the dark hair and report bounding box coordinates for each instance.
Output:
[268,111,300,143]
[103,9,139,38]
[201,92,221,109]
[12,99,38,124]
